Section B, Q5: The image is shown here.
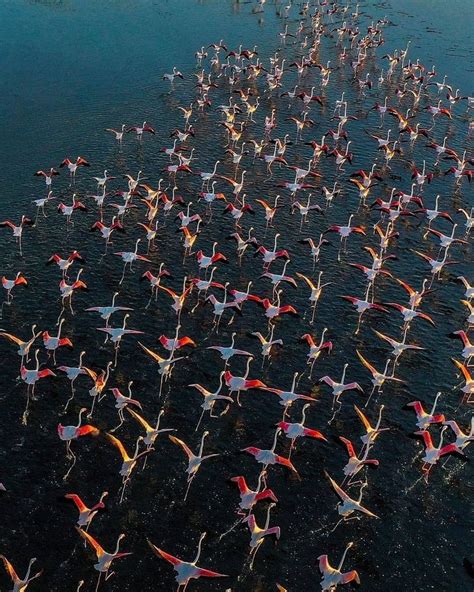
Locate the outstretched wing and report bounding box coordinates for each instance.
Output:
[0,555,19,582]
[148,540,181,566]
[76,527,104,557]
[169,435,193,459]
[106,433,129,461]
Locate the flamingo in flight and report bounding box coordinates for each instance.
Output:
[318,542,360,591]
[76,529,131,591]
[0,555,43,592]
[169,431,220,500]
[148,532,227,591]
[58,408,99,479]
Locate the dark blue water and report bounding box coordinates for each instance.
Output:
[0,1,473,591]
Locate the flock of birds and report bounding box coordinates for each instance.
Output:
[0,0,473,590]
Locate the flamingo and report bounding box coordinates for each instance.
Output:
[449,331,474,364]
[320,364,363,419]
[206,283,241,330]
[57,350,87,409]
[47,250,84,278]
[452,359,474,403]
[251,326,283,366]
[76,529,131,592]
[85,292,132,327]
[414,427,464,481]
[356,350,403,406]
[230,473,278,517]
[264,371,314,415]
[42,318,73,363]
[34,167,59,188]
[105,124,126,144]
[58,408,99,479]
[326,473,378,520]
[59,156,90,180]
[207,332,252,367]
[162,67,184,83]
[0,324,41,370]
[0,216,34,256]
[354,405,389,449]
[244,503,281,569]
[407,392,445,430]
[109,382,143,431]
[65,491,108,528]
[224,356,267,405]
[278,403,326,455]
[0,555,43,592]
[318,542,360,591]
[189,372,233,431]
[139,341,186,396]
[443,419,474,451]
[148,533,227,591]
[242,428,297,476]
[127,408,175,449]
[324,214,365,260]
[106,434,153,502]
[300,328,333,376]
[169,431,219,500]
[114,239,152,284]
[84,362,113,417]
[58,268,88,321]
[97,314,144,366]
[339,436,379,481]
[2,273,28,307]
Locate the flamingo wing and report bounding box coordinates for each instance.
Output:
[0,555,19,582]
[341,569,360,585]
[127,408,153,431]
[169,435,193,459]
[356,350,377,377]
[326,472,350,502]
[195,567,228,578]
[106,433,129,461]
[76,527,104,558]
[65,493,87,512]
[339,436,356,458]
[148,541,181,566]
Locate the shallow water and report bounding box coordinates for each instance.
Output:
[0,1,473,591]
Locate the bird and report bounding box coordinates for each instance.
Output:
[148,533,227,591]
[407,393,446,430]
[162,67,184,83]
[59,156,90,180]
[169,431,219,500]
[320,364,363,416]
[339,436,379,480]
[85,292,133,327]
[244,503,281,569]
[242,428,297,476]
[414,427,464,481]
[277,403,326,455]
[356,350,403,406]
[188,372,234,431]
[326,472,378,519]
[57,408,99,479]
[65,491,108,528]
[20,349,56,424]
[0,216,34,256]
[230,472,278,516]
[76,528,131,591]
[318,542,360,591]
[0,555,43,592]
[0,324,42,370]
[106,433,153,502]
